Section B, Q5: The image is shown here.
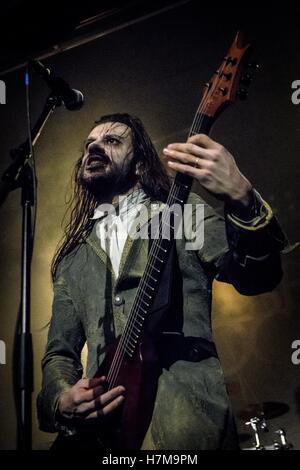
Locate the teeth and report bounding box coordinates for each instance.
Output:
[88,155,107,165]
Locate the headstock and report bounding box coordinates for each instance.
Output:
[199,31,257,119]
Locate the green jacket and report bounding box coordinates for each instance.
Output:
[37,191,286,450]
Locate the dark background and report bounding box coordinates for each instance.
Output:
[0,0,299,450]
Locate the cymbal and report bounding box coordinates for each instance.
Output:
[237,401,290,420]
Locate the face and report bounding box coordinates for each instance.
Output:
[80,121,137,199]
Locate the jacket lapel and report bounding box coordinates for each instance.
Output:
[86,198,166,288]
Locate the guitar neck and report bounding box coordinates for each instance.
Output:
[107,111,214,389]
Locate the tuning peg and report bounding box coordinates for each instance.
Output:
[219,87,228,96]
[240,73,252,86]
[238,88,248,100]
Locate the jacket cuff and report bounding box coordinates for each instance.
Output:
[226,189,272,229]
[37,379,73,433]
[224,191,288,260]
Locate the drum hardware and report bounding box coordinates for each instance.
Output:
[242,416,292,450]
[245,416,268,450]
[272,429,292,450]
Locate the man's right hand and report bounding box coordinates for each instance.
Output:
[57,376,125,422]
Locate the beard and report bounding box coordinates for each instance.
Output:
[79,153,138,201]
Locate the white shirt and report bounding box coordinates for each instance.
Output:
[91,189,149,277]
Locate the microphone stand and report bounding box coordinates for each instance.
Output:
[0,92,64,450]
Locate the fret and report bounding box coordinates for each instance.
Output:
[132,325,141,334]
[125,346,134,356]
[125,342,135,352]
[144,281,155,291]
[171,195,184,204]
[128,338,137,348]
[173,180,189,190]
[149,263,161,273]
[139,286,152,299]
[125,342,135,353]
[140,299,150,307]
[162,220,174,230]
[157,245,167,253]
[160,232,172,242]
[153,255,164,263]
[147,273,157,283]
[136,310,145,319]
[150,244,167,255]
[130,310,144,322]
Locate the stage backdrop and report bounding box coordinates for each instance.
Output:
[0,3,299,450]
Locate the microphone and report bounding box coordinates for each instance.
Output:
[29,60,84,111]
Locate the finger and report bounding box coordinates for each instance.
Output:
[164,151,212,171]
[87,376,107,389]
[73,385,105,407]
[187,133,220,149]
[74,392,105,416]
[73,377,107,405]
[78,376,106,390]
[73,385,125,416]
[102,395,125,416]
[167,160,211,181]
[80,384,106,403]
[99,386,126,408]
[85,395,125,420]
[164,143,210,161]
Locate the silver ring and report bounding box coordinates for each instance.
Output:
[193,157,201,169]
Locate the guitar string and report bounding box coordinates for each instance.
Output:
[106,57,230,388]
[190,57,228,138]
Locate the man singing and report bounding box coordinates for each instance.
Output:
[37,113,287,450]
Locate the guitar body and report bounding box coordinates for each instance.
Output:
[51,336,161,452]
[94,335,161,450]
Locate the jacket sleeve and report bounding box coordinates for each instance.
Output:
[37,263,86,433]
[187,191,288,295]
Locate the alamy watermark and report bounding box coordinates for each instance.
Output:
[0,340,6,365]
[291,340,300,365]
[95,200,205,251]
[0,79,6,104]
[291,80,300,105]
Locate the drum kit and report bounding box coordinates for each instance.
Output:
[238,402,292,450]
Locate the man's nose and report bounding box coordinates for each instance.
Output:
[88,140,105,154]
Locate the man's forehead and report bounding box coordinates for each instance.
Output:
[88,121,131,139]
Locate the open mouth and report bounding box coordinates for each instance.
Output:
[86,153,110,169]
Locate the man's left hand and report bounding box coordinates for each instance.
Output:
[163,134,253,207]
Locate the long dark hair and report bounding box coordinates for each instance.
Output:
[51,113,171,281]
